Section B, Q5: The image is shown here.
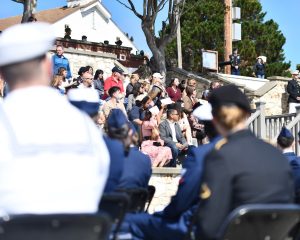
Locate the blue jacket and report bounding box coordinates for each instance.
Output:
[161,137,221,220]
[283,152,300,201]
[118,147,152,189]
[103,137,125,193]
[284,152,300,165]
[52,54,72,79]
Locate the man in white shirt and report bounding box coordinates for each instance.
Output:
[159,107,188,167]
[0,22,110,216]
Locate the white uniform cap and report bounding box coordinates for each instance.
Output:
[67,88,100,103]
[292,70,299,75]
[192,103,213,121]
[152,72,163,79]
[0,22,56,67]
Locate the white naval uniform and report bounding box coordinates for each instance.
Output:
[0,86,110,216]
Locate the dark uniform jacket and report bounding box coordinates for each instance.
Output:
[197,130,294,240]
[253,62,265,76]
[103,137,125,193]
[229,54,241,69]
[118,147,152,189]
[287,79,300,103]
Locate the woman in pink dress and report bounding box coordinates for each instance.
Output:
[141,110,172,167]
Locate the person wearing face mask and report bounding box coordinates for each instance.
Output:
[102,86,127,119]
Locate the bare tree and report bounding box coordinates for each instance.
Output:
[116,0,185,78]
[12,0,37,23]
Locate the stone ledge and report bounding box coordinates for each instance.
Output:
[250,82,277,97]
[152,167,181,175]
[267,76,290,82]
[49,48,117,59]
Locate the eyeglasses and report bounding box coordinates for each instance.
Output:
[82,78,93,80]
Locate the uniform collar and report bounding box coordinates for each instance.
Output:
[283,151,296,156]
[227,129,253,140]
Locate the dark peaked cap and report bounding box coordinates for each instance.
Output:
[278,126,294,139]
[209,84,251,113]
[112,66,124,74]
[107,109,128,129]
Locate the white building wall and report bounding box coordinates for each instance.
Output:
[52,2,139,53]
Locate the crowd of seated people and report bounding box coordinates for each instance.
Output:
[49,64,213,168]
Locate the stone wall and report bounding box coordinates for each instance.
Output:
[249,76,290,115]
[148,168,181,214]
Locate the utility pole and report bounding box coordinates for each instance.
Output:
[177,20,183,69]
[176,0,183,69]
[224,0,232,74]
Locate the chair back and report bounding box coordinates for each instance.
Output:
[219,204,300,240]
[0,213,111,240]
[118,188,148,213]
[145,185,156,212]
[98,192,130,240]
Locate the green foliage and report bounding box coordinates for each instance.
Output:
[166,0,290,77]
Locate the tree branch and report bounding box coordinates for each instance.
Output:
[159,0,185,48]
[157,0,168,12]
[115,0,143,19]
[143,0,147,17]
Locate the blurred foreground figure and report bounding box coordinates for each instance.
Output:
[67,88,125,193]
[0,22,110,216]
[196,85,294,239]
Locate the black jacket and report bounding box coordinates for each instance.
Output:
[197,130,294,240]
[287,79,300,103]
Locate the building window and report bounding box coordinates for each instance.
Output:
[119,54,126,61]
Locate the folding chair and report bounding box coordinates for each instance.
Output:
[117,188,148,213]
[145,185,156,212]
[0,213,111,240]
[98,192,130,240]
[218,204,300,240]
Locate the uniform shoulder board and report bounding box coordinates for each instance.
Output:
[214,138,227,151]
[200,183,211,200]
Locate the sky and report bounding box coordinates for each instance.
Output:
[0,0,299,69]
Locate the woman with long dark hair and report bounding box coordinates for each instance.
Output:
[166,78,182,102]
[94,69,104,99]
[126,82,144,112]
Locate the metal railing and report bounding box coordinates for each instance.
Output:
[247,102,300,154]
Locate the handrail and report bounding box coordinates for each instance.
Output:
[286,114,300,130]
[266,113,295,119]
[246,110,260,126]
